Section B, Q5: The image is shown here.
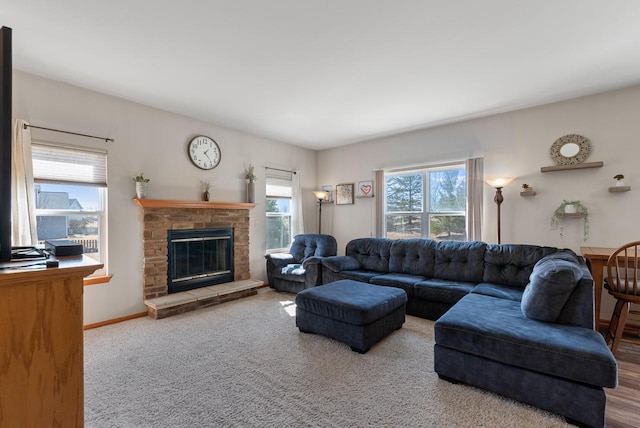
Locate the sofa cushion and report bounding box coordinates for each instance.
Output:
[435,293,618,388]
[434,241,486,283]
[521,253,583,322]
[345,238,393,273]
[413,278,476,305]
[295,280,407,326]
[271,269,306,283]
[370,273,427,297]
[389,239,436,277]
[472,282,524,301]
[483,244,558,289]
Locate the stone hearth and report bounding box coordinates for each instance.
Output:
[134,198,263,319]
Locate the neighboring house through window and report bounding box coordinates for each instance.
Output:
[384,163,467,241]
[32,142,107,276]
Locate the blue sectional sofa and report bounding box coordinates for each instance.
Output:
[320,238,617,428]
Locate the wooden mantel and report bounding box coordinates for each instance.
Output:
[132,198,256,210]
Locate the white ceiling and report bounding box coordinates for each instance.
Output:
[3,1,640,150]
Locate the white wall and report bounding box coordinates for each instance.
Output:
[317,84,640,319]
[12,70,318,325]
[14,68,640,324]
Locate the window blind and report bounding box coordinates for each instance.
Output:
[32,143,107,187]
[266,177,292,198]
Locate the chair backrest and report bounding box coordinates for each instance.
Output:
[289,234,337,262]
[607,241,640,298]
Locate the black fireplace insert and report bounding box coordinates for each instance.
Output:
[167,227,234,293]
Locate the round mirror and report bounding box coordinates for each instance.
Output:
[559,142,580,158]
[550,134,591,166]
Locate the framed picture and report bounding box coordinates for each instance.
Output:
[335,183,354,205]
[321,185,334,202]
[357,180,374,198]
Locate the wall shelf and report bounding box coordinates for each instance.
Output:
[608,186,631,193]
[540,161,604,172]
[555,212,585,219]
[520,191,536,196]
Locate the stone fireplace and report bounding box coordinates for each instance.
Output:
[134,199,261,318]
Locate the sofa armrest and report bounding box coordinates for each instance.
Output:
[322,256,361,272]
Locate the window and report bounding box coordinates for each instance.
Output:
[384,163,466,241]
[32,142,107,276]
[266,175,292,251]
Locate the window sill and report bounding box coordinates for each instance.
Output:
[83,274,112,286]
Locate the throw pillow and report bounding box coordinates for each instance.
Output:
[521,256,583,322]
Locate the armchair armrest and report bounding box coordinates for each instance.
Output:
[265,253,295,269]
[322,256,361,272]
[302,256,323,269]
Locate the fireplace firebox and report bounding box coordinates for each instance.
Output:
[167,227,234,294]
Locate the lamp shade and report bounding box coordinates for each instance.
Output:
[313,190,328,200]
[485,177,514,188]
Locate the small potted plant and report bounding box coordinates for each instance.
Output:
[133,172,150,199]
[521,183,533,194]
[244,164,256,203]
[201,179,212,201]
[552,200,590,241]
[244,164,257,183]
[613,174,625,187]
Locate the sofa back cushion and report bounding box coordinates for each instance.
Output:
[289,234,337,262]
[345,238,393,273]
[434,241,486,283]
[483,244,559,289]
[521,251,583,322]
[389,239,436,276]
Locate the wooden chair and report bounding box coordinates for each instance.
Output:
[604,241,640,355]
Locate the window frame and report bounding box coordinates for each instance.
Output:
[383,162,467,241]
[265,175,293,253]
[31,142,108,277]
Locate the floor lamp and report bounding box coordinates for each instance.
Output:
[313,190,328,234]
[485,178,514,244]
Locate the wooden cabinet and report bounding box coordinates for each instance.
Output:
[0,256,102,428]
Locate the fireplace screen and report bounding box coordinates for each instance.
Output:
[167,227,234,293]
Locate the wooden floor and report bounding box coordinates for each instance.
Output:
[605,334,640,428]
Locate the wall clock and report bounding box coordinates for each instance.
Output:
[188,135,221,170]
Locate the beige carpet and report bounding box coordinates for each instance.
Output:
[84,288,569,427]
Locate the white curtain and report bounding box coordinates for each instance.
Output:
[374,169,385,238]
[11,119,38,246]
[291,171,304,236]
[465,157,484,241]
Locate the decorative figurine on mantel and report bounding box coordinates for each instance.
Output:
[244,164,256,203]
[201,179,212,201]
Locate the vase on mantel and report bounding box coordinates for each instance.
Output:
[246,180,255,203]
[135,182,148,199]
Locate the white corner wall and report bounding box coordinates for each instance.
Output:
[12,70,318,325]
[317,84,640,319]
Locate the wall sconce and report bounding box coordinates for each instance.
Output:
[485,177,514,244]
[312,190,328,234]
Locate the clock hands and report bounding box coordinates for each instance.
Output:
[203,149,212,162]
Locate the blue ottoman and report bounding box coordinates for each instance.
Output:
[295,279,407,353]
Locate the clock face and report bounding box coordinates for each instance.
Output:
[188,135,221,170]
